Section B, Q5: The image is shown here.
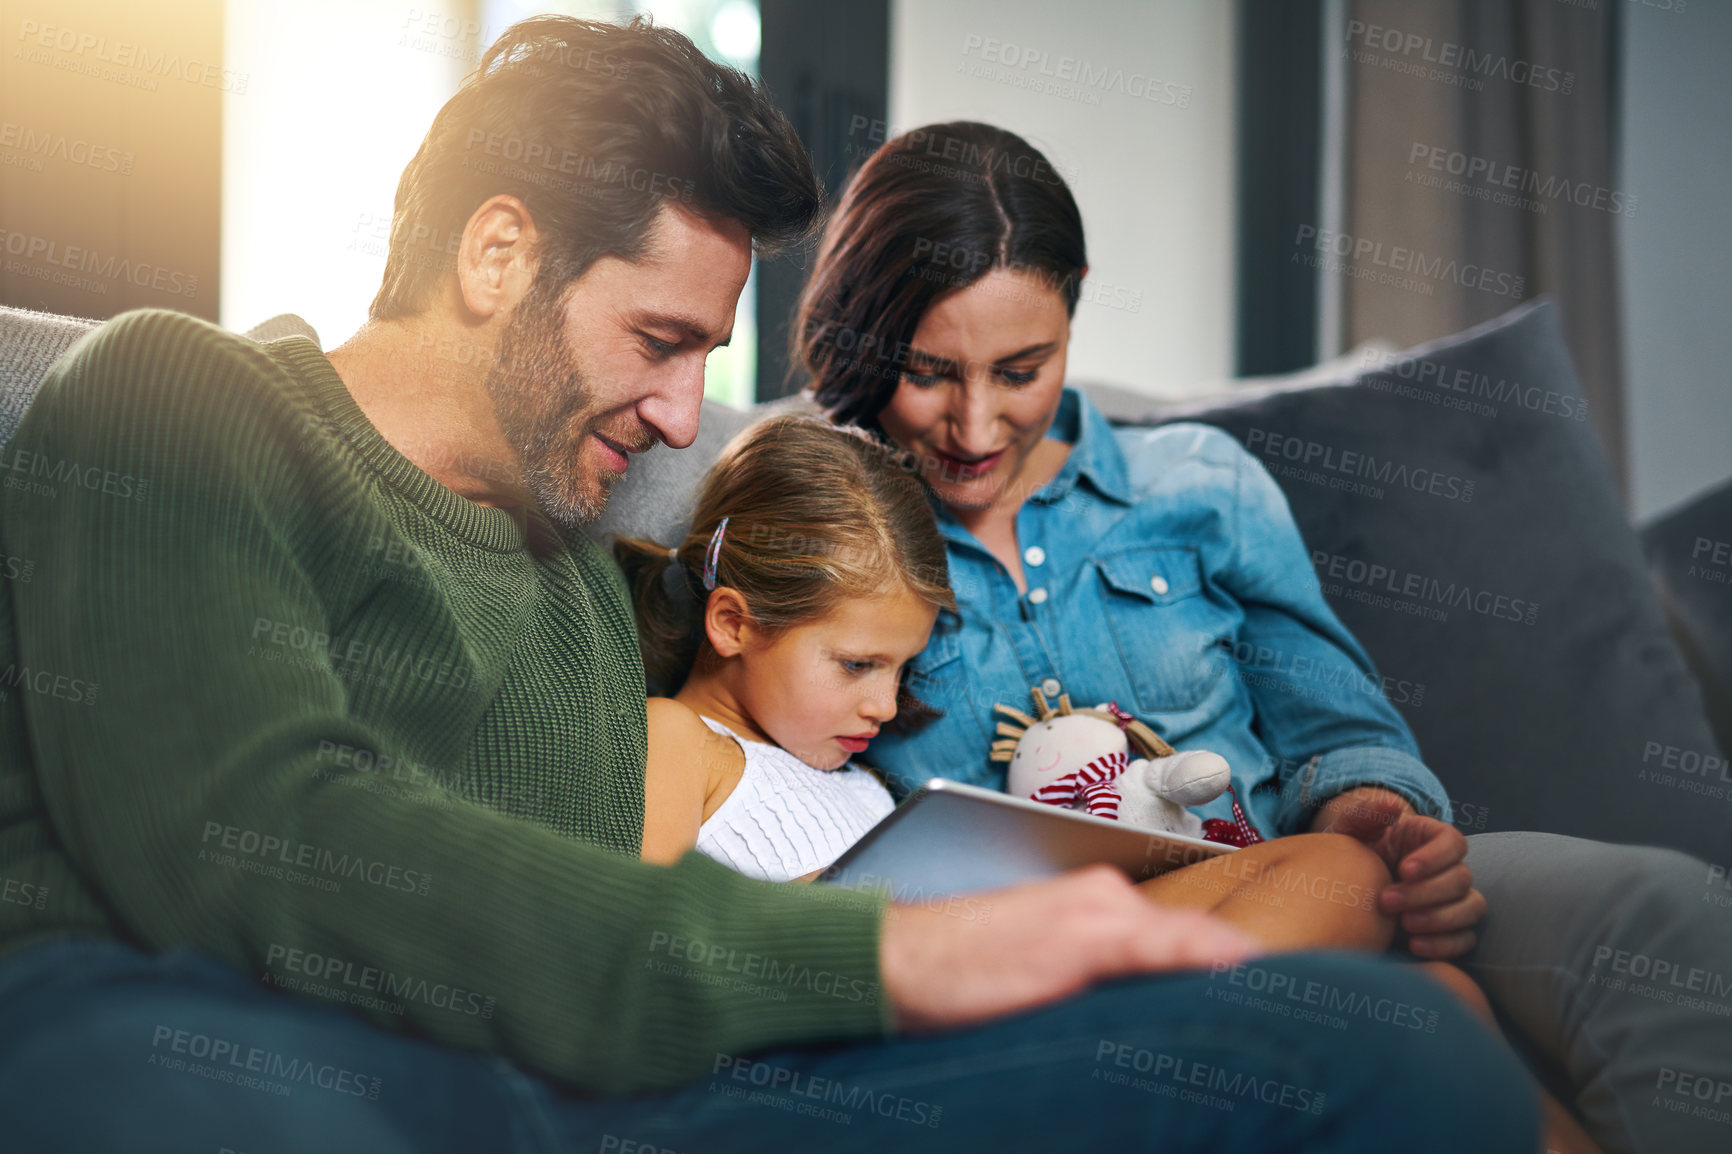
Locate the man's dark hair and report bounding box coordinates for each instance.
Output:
[371,15,822,320]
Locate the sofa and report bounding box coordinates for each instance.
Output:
[3,299,1726,862]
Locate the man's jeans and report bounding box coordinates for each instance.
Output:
[0,940,1537,1154]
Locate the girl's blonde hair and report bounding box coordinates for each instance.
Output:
[613,415,956,693]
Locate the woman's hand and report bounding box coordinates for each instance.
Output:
[1310,787,1487,960]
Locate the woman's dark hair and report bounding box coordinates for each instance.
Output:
[371,15,822,320]
[793,121,1087,430]
[614,416,955,697]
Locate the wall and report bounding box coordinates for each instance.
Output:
[221,0,473,343]
[889,0,1238,396]
[1618,0,1732,521]
[1,0,223,321]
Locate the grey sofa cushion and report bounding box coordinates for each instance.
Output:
[1134,299,1726,860]
[1643,478,1732,760]
[0,307,101,448]
[0,307,318,449]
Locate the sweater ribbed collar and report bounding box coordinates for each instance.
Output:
[269,336,529,554]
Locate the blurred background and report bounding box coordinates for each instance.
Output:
[0,0,1725,519]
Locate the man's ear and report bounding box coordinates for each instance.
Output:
[456,194,540,320]
[702,587,757,659]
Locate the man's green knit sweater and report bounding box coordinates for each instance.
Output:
[0,310,890,1093]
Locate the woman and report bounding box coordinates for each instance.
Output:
[795,120,1729,1154]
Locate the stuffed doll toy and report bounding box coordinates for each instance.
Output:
[990,688,1262,847]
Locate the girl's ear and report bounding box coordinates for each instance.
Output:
[702,587,755,658]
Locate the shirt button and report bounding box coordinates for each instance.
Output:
[1028,587,1048,604]
[1041,677,1063,697]
[1150,575,1169,595]
[1024,546,1046,567]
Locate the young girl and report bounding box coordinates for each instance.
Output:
[614,415,954,882]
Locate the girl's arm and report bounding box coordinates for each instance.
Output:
[641,697,742,864]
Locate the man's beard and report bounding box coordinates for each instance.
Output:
[483,289,618,529]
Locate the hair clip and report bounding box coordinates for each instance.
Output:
[702,516,729,591]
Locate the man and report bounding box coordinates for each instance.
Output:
[0,16,1536,1152]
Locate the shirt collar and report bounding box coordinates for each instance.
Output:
[929,386,1134,542]
[1031,386,1134,507]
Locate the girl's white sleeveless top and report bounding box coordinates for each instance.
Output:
[694,716,895,883]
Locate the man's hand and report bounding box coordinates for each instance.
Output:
[1310,787,1486,959]
[878,865,1262,1033]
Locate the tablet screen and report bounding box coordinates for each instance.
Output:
[818,778,1234,898]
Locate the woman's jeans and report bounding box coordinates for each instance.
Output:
[0,940,1537,1154]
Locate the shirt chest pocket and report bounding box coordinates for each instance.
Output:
[881,618,994,793]
[1090,545,1229,716]
[902,613,965,713]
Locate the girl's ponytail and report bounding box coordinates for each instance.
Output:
[611,533,704,693]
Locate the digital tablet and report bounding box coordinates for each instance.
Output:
[816,778,1235,898]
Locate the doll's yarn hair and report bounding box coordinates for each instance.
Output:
[989,687,1176,763]
[613,414,956,699]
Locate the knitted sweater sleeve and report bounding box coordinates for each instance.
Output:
[0,311,892,1093]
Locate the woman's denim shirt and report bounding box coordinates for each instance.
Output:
[867,387,1452,838]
